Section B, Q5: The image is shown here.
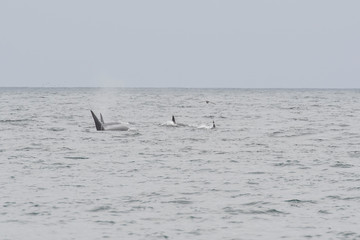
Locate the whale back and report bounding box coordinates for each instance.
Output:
[91,110,104,131]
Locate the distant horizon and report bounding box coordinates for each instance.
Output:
[1,86,359,90]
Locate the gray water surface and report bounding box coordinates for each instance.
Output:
[1,88,360,239]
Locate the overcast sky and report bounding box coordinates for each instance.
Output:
[0,1,359,88]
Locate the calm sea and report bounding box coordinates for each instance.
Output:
[1,88,360,240]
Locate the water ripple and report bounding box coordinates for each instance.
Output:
[1,88,360,239]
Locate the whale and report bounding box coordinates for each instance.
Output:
[99,113,127,126]
[197,120,216,129]
[90,110,129,131]
[161,115,187,127]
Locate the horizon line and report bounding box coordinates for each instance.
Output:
[0,86,359,90]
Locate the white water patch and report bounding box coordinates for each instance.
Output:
[197,124,213,130]
[161,120,177,127]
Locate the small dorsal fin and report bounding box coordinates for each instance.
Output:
[100,113,104,124]
[172,115,176,124]
[212,120,216,129]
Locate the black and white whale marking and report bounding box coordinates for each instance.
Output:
[90,110,129,131]
[161,115,186,127]
[197,120,216,129]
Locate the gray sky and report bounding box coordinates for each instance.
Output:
[1,0,359,88]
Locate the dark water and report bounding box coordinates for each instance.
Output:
[1,88,360,239]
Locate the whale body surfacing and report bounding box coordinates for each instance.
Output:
[90,110,129,131]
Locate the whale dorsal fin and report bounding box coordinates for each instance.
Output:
[100,113,104,124]
[212,120,216,129]
[172,115,176,124]
[90,110,104,131]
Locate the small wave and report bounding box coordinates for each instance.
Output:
[60,184,85,188]
[348,151,360,158]
[247,171,266,175]
[131,205,150,211]
[230,193,251,198]
[64,156,89,160]
[0,119,30,123]
[164,199,193,205]
[180,146,193,152]
[326,195,360,202]
[187,230,201,236]
[111,131,141,138]
[16,147,42,151]
[285,199,317,204]
[274,161,301,167]
[330,162,354,168]
[291,117,309,121]
[343,197,360,201]
[180,191,201,196]
[95,220,116,225]
[179,105,194,108]
[26,212,40,216]
[47,127,65,132]
[223,207,287,215]
[318,210,331,214]
[279,106,303,110]
[270,130,316,138]
[326,195,342,200]
[89,206,111,212]
[242,201,271,206]
[3,202,16,207]
[221,137,246,142]
[26,210,50,216]
[51,162,72,168]
[215,151,227,155]
[337,231,360,239]
[59,147,73,151]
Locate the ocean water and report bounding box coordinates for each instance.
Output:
[1,88,360,240]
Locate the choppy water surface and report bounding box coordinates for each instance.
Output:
[1,88,360,240]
